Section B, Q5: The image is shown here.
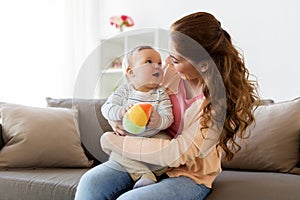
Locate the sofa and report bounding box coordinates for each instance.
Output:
[0,97,299,200]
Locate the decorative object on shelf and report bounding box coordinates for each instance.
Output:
[110,15,134,32]
[111,57,122,68]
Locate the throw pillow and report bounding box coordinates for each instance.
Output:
[46,98,112,163]
[222,97,300,173]
[0,103,93,168]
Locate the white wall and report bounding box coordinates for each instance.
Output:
[0,0,66,106]
[0,0,298,105]
[0,0,101,106]
[99,0,300,102]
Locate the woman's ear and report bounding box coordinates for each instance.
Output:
[199,62,209,73]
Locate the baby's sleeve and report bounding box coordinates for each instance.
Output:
[101,84,127,121]
[157,90,174,130]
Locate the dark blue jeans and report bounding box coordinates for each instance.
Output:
[75,160,211,200]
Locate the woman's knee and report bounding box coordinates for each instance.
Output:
[78,168,100,188]
[76,161,135,200]
[75,168,105,200]
[78,162,128,189]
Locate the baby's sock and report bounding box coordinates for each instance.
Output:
[133,178,155,189]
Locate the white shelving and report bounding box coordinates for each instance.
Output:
[97,28,169,98]
[102,68,123,74]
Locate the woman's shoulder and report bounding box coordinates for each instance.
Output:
[188,98,207,111]
[184,98,207,122]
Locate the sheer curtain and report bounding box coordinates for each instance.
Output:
[0,0,101,106]
[65,0,101,99]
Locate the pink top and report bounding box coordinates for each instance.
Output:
[167,80,204,138]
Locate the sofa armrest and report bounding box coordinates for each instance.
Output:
[0,124,4,150]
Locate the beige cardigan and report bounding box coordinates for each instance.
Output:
[101,98,222,188]
[101,66,223,188]
[122,99,222,188]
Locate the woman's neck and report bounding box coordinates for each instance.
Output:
[183,79,203,99]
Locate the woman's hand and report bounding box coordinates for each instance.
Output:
[108,120,127,136]
[100,132,124,155]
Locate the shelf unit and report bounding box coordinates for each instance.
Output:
[97,28,169,98]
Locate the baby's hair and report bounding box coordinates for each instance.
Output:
[122,45,154,74]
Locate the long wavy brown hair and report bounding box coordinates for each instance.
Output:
[171,12,258,161]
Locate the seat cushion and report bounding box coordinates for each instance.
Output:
[0,168,89,200]
[207,170,300,200]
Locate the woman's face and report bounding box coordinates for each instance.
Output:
[168,41,202,81]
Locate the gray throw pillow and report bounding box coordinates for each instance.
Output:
[46,98,112,163]
[222,97,300,173]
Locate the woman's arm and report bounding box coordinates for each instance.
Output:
[101,99,220,167]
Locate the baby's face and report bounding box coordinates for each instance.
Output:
[127,49,163,92]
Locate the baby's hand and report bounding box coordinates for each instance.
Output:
[118,105,133,119]
[147,109,162,129]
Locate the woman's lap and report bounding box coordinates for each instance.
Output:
[118,175,211,200]
[75,160,211,200]
[75,160,134,200]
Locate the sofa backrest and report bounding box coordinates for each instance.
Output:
[1,97,299,172]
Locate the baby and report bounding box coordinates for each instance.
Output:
[101,46,173,188]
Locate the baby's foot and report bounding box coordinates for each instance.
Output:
[133,178,155,189]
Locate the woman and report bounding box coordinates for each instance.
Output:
[75,12,258,200]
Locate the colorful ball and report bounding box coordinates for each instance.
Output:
[123,103,153,134]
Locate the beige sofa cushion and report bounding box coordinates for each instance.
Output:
[0,103,93,168]
[207,170,300,200]
[222,97,300,172]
